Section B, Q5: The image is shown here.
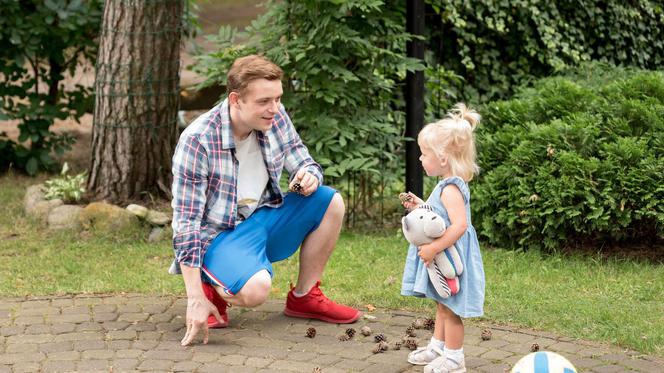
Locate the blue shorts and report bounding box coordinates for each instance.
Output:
[201,185,337,296]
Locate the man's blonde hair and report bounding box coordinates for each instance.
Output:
[418,103,481,182]
[227,55,283,96]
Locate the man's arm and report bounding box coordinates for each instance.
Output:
[171,134,222,345]
[279,108,323,194]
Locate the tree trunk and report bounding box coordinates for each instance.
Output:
[88,0,183,203]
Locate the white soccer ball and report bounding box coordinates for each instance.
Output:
[511,351,577,373]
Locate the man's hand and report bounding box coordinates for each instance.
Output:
[180,296,223,346]
[289,168,319,196]
[417,243,440,267]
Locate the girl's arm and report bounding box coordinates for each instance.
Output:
[417,185,468,265]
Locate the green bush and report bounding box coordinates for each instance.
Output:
[473,63,664,251]
[425,0,664,102]
[44,162,86,203]
[0,0,102,174]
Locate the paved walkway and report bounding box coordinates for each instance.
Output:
[0,295,661,373]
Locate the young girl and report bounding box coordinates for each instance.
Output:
[401,103,485,373]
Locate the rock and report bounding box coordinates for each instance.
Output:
[148,227,167,243]
[47,205,84,230]
[28,199,64,222]
[24,184,46,214]
[146,210,171,226]
[80,202,139,233]
[126,204,149,218]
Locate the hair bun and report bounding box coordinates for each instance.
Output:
[450,103,480,130]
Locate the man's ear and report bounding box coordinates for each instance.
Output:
[229,91,240,106]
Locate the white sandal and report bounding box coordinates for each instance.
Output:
[424,355,466,373]
[407,344,444,365]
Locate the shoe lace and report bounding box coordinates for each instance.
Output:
[308,285,331,305]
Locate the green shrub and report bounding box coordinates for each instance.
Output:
[425,0,664,102]
[44,162,86,203]
[473,63,664,251]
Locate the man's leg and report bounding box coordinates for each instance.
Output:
[218,269,271,307]
[294,193,344,294]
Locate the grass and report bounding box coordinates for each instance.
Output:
[1,173,662,356]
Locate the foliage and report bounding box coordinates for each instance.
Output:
[193,0,424,215]
[44,162,86,202]
[473,63,664,251]
[0,0,102,175]
[425,0,664,103]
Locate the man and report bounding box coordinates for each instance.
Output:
[170,55,361,346]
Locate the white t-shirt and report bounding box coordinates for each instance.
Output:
[234,131,269,220]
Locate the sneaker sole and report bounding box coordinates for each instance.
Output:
[283,308,362,324]
[407,358,431,366]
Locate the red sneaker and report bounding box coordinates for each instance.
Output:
[284,281,362,324]
[202,281,229,328]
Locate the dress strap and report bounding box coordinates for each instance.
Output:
[438,176,470,204]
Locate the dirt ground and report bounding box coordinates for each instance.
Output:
[0,0,264,171]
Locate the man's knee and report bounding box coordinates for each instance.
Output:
[326,193,345,220]
[238,270,271,307]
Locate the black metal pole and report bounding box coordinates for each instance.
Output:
[406,0,425,197]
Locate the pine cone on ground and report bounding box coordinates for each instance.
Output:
[338,333,351,341]
[372,341,389,354]
[530,343,540,352]
[360,326,372,336]
[481,328,492,341]
[374,333,387,343]
[412,318,425,329]
[423,318,435,331]
[392,341,402,350]
[405,325,417,337]
[404,338,418,350]
[345,328,356,339]
[305,327,317,338]
[312,367,322,373]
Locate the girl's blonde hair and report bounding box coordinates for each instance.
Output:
[418,103,481,181]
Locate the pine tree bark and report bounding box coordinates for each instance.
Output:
[88,0,183,203]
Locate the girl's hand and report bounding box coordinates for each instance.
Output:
[400,192,425,211]
[417,243,439,266]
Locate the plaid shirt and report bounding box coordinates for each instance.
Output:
[170,98,323,271]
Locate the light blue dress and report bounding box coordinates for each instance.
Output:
[401,176,485,318]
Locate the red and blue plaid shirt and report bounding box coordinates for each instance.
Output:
[170,98,323,271]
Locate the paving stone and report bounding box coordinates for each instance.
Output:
[172,360,202,372]
[0,325,25,336]
[143,350,193,361]
[38,341,73,353]
[50,299,74,307]
[107,339,132,350]
[269,360,318,372]
[76,359,110,371]
[107,330,138,340]
[25,323,52,334]
[621,357,664,372]
[7,334,54,344]
[592,364,628,373]
[118,312,150,322]
[14,316,45,325]
[477,362,512,372]
[11,362,41,373]
[82,349,115,359]
[73,339,106,351]
[42,360,77,372]
[6,343,38,353]
[50,323,76,334]
[481,348,514,360]
[0,352,46,364]
[109,358,140,371]
[133,340,161,350]
[47,351,80,361]
[76,321,104,332]
[93,312,119,322]
[137,359,174,371]
[245,357,273,368]
[16,307,60,316]
[73,297,103,306]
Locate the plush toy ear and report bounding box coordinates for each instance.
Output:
[423,214,445,238]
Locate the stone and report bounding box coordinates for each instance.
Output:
[29,199,64,223]
[47,205,84,230]
[24,184,46,213]
[126,204,149,218]
[80,202,139,233]
[146,210,171,226]
[148,227,166,243]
